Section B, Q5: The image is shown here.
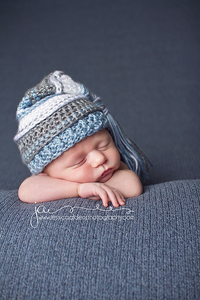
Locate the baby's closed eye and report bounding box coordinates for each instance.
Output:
[97,140,110,150]
[73,158,86,168]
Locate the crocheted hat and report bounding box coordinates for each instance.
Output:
[14,70,150,180]
[14,71,108,174]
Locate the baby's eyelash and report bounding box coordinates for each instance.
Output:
[98,142,110,150]
[74,158,86,167]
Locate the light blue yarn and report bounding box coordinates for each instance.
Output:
[91,95,150,180]
[17,94,57,120]
[28,111,108,174]
[22,100,103,163]
[17,84,87,121]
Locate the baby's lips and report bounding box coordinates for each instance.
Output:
[101,168,113,178]
[98,168,113,182]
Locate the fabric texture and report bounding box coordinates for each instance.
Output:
[0,179,200,299]
[0,0,200,299]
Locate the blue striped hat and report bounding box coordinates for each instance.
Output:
[14,71,150,180]
[14,71,108,174]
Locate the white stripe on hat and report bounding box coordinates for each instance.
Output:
[14,94,88,142]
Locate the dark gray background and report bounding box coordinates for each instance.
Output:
[0,0,200,190]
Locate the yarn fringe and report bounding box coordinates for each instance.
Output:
[92,95,150,181]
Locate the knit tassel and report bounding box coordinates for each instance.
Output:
[92,95,150,181]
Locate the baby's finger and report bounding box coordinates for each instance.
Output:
[117,191,126,206]
[117,195,126,206]
[111,190,125,207]
[103,185,125,207]
[90,196,101,200]
[103,186,121,208]
[96,187,109,207]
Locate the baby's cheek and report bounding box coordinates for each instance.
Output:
[76,166,94,183]
[112,149,121,166]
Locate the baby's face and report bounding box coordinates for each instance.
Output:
[43,129,121,183]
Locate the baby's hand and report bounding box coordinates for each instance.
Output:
[77,182,125,207]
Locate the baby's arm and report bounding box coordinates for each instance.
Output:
[78,161,143,204]
[105,161,143,198]
[18,174,79,203]
[18,173,125,207]
[18,162,142,207]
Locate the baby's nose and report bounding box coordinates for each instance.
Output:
[88,150,106,168]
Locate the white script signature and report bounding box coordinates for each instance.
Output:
[30,204,134,228]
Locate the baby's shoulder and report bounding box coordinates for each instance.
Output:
[118,161,129,170]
